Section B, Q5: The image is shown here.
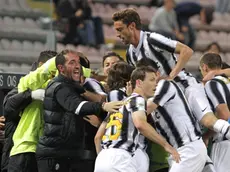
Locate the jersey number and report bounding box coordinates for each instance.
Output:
[102,112,123,141]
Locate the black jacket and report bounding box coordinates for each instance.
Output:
[36,75,106,159]
[1,88,32,171]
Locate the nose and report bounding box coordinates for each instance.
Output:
[115,31,121,38]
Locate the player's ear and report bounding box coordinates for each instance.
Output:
[136,79,143,87]
[203,64,209,72]
[129,22,136,30]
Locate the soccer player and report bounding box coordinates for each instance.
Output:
[200,53,230,171]
[112,8,230,143]
[94,66,180,172]
[136,58,206,171]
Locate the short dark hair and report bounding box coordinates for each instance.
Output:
[204,6,214,25]
[136,58,159,71]
[107,62,134,91]
[31,50,57,71]
[131,66,157,89]
[102,51,124,67]
[77,52,90,68]
[200,53,222,69]
[38,50,57,63]
[112,8,142,30]
[55,49,78,71]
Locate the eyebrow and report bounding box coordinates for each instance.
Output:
[116,27,123,31]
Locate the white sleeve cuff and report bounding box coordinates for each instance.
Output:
[75,101,88,115]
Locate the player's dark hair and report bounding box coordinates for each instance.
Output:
[136,58,159,71]
[131,66,157,89]
[200,53,222,69]
[107,62,135,91]
[77,52,90,68]
[112,8,142,30]
[31,50,57,71]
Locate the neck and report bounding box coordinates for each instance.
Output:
[132,30,141,48]
[133,88,147,100]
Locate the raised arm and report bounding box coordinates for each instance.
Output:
[18,57,57,92]
[170,42,193,79]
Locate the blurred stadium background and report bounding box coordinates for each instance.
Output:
[0,0,229,74]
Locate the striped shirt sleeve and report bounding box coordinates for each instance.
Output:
[152,80,176,106]
[130,96,146,113]
[107,90,127,102]
[147,32,177,53]
[83,78,107,95]
[205,80,226,108]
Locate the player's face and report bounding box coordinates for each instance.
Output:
[142,72,157,98]
[61,53,81,82]
[114,21,132,45]
[103,56,120,76]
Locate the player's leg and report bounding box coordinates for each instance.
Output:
[168,139,206,172]
[94,148,137,172]
[201,155,216,172]
[133,148,149,172]
[185,84,230,139]
[211,140,230,171]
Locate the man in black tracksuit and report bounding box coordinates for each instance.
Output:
[36,50,122,172]
[1,88,32,172]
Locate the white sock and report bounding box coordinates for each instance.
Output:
[213,119,230,139]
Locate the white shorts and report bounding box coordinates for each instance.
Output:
[184,82,213,121]
[202,155,216,172]
[168,139,207,172]
[94,148,137,172]
[211,140,230,172]
[133,148,149,172]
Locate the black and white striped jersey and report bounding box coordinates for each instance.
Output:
[126,30,198,90]
[204,75,230,142]
[149,80,201,148]
[107,87,127,102]
[102,93,147,153]
[83,78,107,95]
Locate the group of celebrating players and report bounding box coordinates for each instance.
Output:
[93,8,230,172]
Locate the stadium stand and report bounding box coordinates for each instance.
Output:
[0,0,229,74]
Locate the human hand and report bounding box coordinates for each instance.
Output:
[202,70,217,82]
[83,115,101,127]
[126,81,132,96]
[164,144,181,163]
[0,116,5,129]
[75,9,83,17]
[31,89,45,101]
[102,101,123,113]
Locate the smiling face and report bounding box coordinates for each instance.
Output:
[114,21,133,45]
[103,56,121,76]
[60,53,81,82]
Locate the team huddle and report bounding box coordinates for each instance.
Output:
[3,8,230,172]
[93,9,230,172]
